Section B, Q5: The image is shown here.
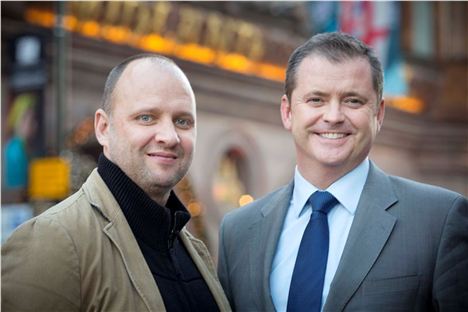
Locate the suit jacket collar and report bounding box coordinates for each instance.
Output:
[323,162,398,311]
[250,181,294,311]
[251,162,398,312]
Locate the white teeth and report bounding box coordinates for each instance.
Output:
[320,133,346,139]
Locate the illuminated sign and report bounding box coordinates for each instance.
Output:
[29,157,70,200]
[23,2,424,114]
[25,2,293,81]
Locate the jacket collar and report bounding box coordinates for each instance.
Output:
[82,169,166,311]
[82,169,231,311]
[324,162,398,311]
[97,154,190,251]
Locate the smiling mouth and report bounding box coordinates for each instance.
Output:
[147,152,178,159]
[317,132,349,139]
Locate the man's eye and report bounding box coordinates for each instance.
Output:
[137,115,153,122]
[345,98,364,106]
[175,118,193,129]
[307,98,322,104]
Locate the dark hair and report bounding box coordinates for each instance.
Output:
[285,32,383,102]
[101,53,176,114]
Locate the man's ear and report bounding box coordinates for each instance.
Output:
[95,109,110,148]
[280,95,292,131]
[376,98,385,132]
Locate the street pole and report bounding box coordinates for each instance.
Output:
[54,1,67,155]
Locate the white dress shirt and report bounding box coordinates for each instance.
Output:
[270,159,369,312]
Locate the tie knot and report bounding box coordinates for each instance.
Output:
[309,191,338,215]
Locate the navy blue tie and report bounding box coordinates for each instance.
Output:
[287,191,338,312]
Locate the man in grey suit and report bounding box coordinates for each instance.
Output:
[218,32,468,312]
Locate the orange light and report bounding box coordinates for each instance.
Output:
[239,194,254,207]
[79,20,100,38]
[138,34,176,54]
[217,52,253,74]
[23,8,287,83]
[212,184,228,201]
[25,8,42,24]
[188,201,203,217]
[387,96,424,114]
[175,43,216,64]
[100,25,132,44]
[63,15,78,31]
[29,10,54,28]
[257,63,286,82]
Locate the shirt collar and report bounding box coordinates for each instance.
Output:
[293,158,369,217]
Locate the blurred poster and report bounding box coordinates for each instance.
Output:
[1,203,33,244]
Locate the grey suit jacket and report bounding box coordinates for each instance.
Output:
[218,162,468,312]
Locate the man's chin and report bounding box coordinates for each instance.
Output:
[150,174,185,190]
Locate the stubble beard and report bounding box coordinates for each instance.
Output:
[137,152,193,201]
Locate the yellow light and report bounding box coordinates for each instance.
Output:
[138,34,176,54]
[217,52,253,74]
[239,194,254,207]
[175,43,216,64]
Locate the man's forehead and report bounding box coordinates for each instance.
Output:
[300,53,369,68]
[111,58,195,108]
[295,54,372,83]
[114,59,189,95]
[121,58,174,80]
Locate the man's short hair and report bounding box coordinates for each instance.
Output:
[101,53,176,114]
[285,32,383,102]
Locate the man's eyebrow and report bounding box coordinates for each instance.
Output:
[341,91,366,97]
[173,110,195,118]
[303,90,329,98]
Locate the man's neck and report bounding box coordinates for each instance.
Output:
[297,162,360,190]
[147,189,171,207]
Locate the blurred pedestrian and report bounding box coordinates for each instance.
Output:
[3,93,36,191]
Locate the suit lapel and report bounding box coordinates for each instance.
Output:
[324,163,398,312]
[248,182,294,311]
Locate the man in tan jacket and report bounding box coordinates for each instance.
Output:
[2,54,231,312]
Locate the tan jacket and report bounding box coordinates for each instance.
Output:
[2,169,231,312]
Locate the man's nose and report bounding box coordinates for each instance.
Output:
[154,118,180,146]
[322,101,345,124]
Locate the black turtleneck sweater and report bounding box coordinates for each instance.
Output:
[98,154,219,312]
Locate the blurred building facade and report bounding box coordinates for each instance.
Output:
[2,2,467,253]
